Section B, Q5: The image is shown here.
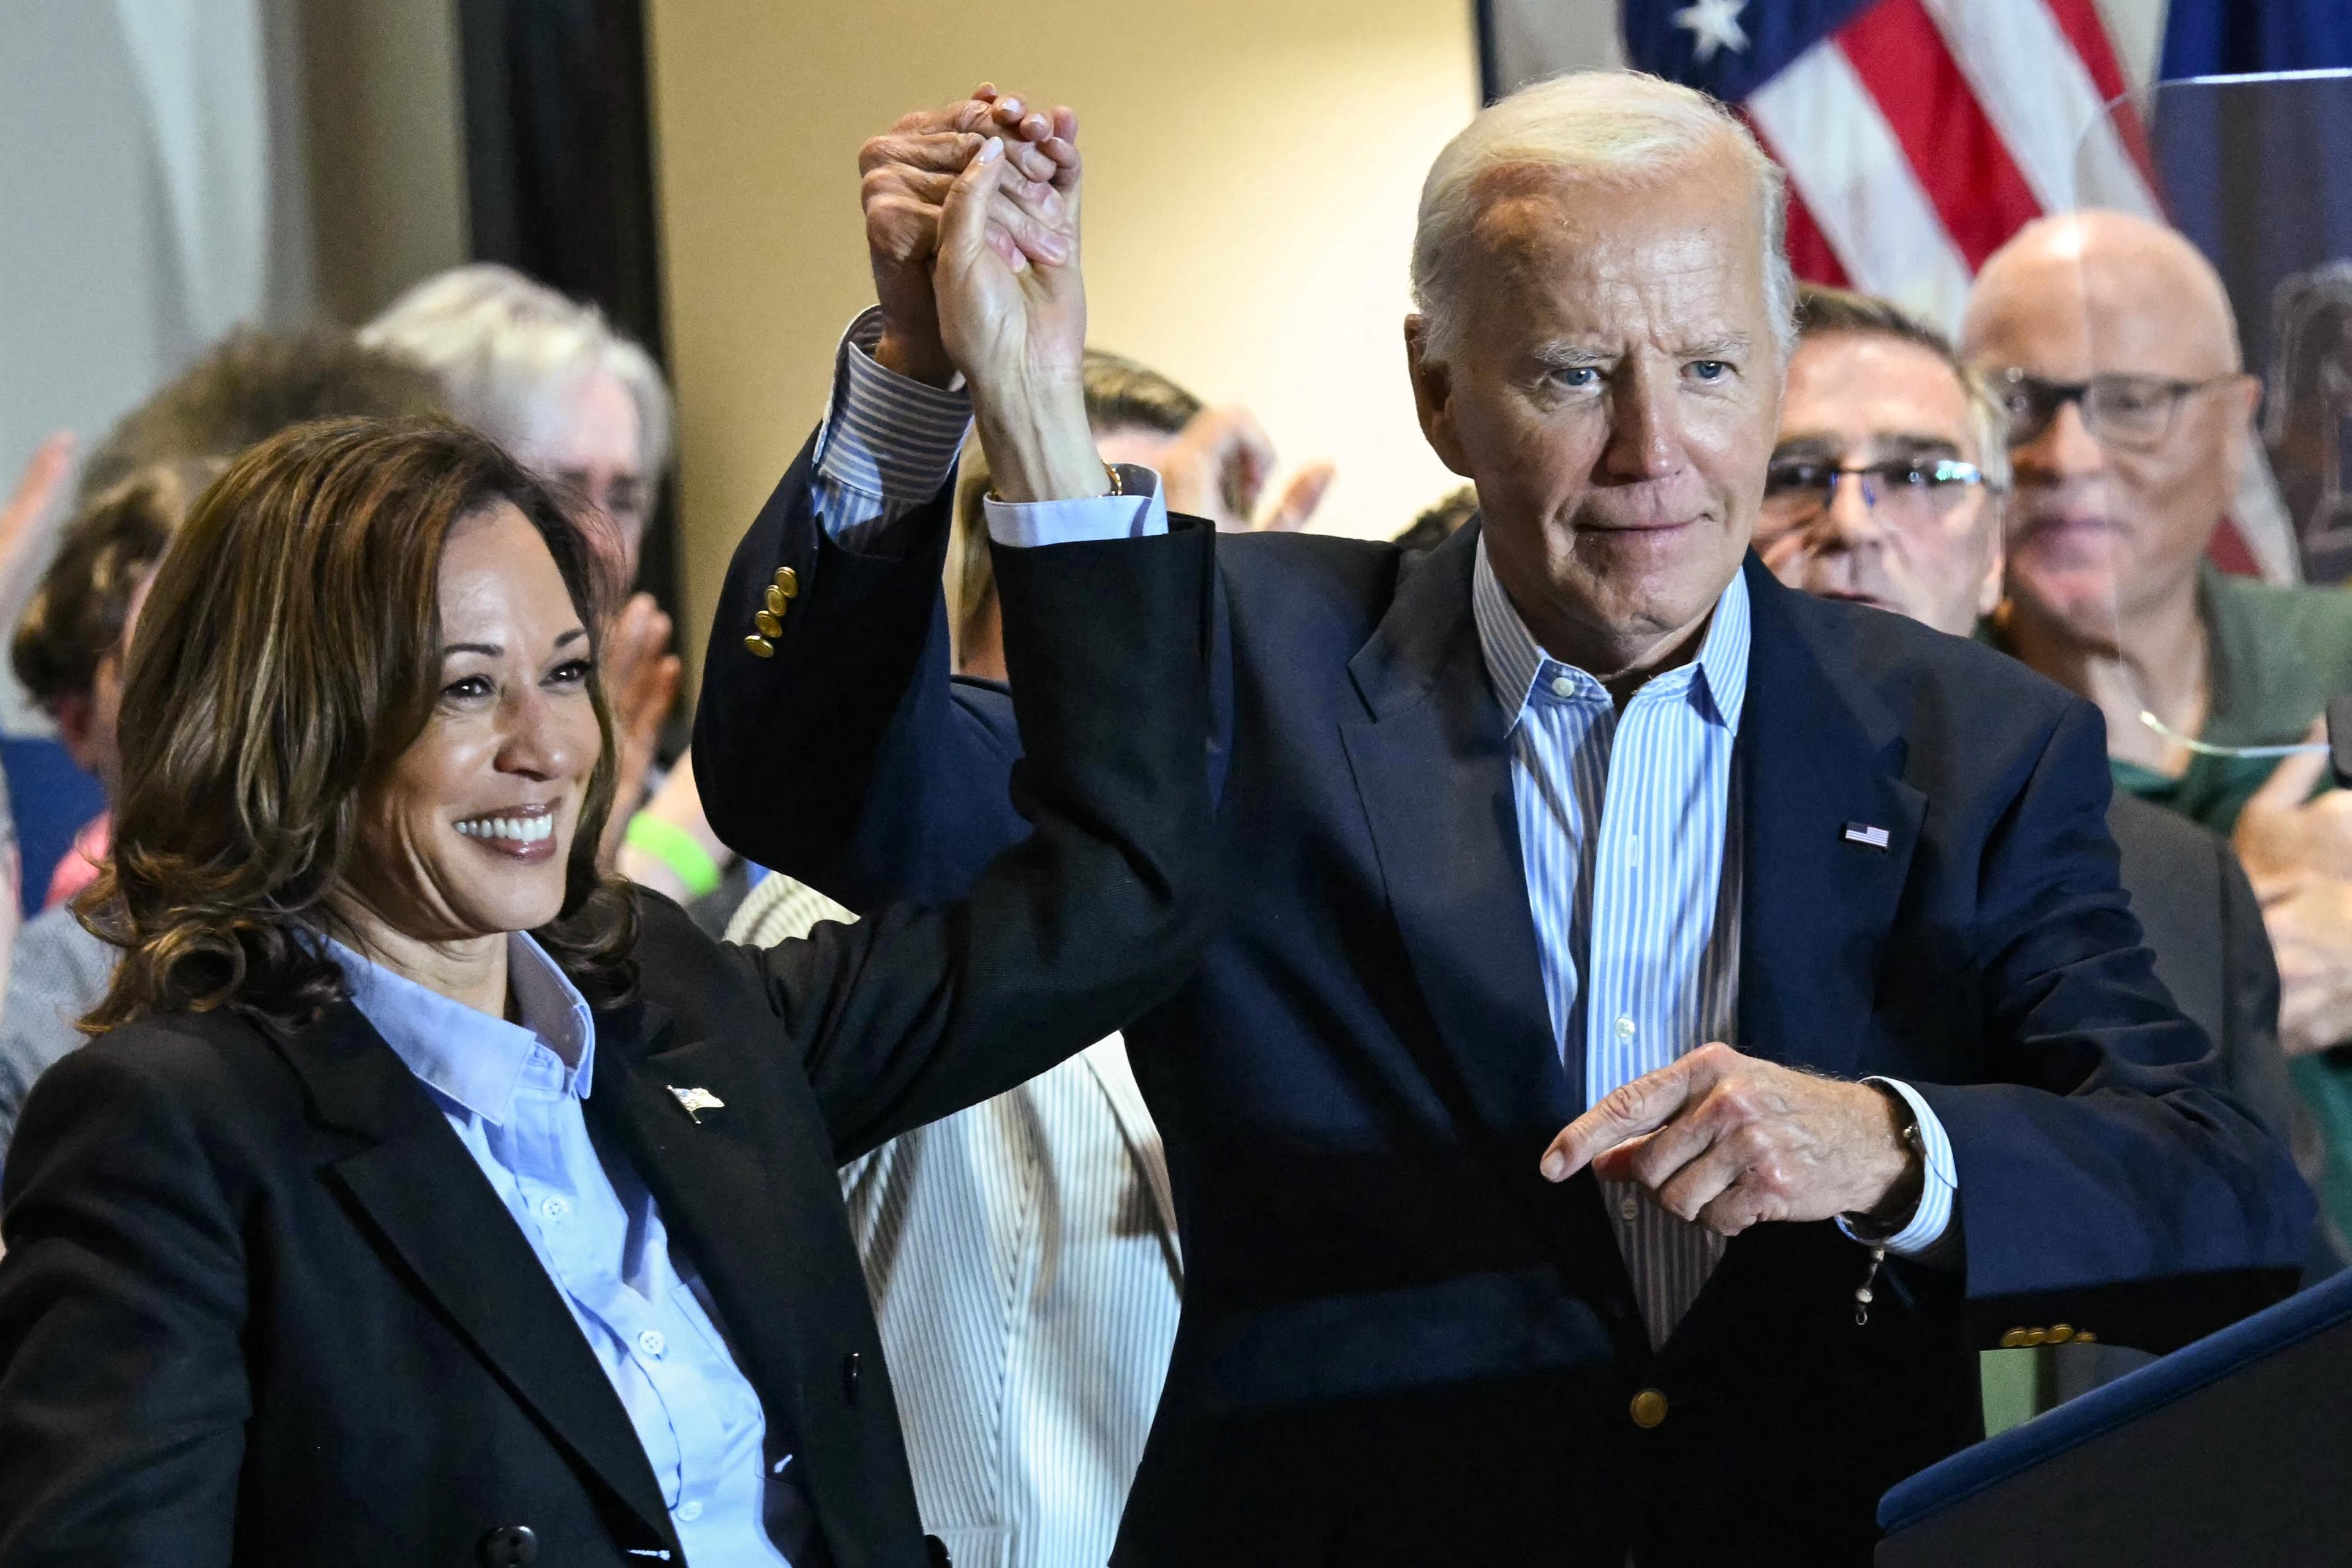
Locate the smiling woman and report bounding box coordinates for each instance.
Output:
[0,415,1213,1566]
[80,418,633,1032]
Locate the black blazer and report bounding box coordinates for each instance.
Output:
[695,450,2312,1568]
[0,528,1213,1568]
[2109,793,2294,1152]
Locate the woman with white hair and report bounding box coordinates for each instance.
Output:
[365,265,692,881]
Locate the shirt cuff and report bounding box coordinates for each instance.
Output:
[1837,1077,1958,1257]
[810,306,974,549]
[981,465,1169,547]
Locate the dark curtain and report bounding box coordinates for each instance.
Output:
[456,0,679,624]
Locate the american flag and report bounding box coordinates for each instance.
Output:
[1481,0,2352,581]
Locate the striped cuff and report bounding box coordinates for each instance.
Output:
[981,466,1169,547]
[1838,1077,1958,1257]
[811,307,974,551]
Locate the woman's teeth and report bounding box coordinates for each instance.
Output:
[456,813,553,843]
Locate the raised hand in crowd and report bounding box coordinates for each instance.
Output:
[1148,404,1336,532]
[865,85,1079,390]
[2234,739,2352,1056]
[594,588,683,872]
[0,433,75,625]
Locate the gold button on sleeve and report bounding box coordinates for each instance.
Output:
[754,610,783,639]
[2047,1324,2074,1344]
[1629,1389,1668,1429]
[1998,1329,2029,1349]
[2021,1328,2050,1347]
[2073,1330,2096,1344]
[765,584,788,616]
[773,565,801,598]
[743,635,775,659]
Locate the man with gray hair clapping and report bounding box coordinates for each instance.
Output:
[696,74,2309,1563]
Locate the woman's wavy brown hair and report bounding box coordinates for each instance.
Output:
[79,416,639,1035]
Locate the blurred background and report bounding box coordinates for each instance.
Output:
[2,0,2345,918]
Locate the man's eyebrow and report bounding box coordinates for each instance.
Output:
[1770,432,1967,460]
[1529,340,1611,368]
[1874,433,1967,458]
[1681,333,1752,359]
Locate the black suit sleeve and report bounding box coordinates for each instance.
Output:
[1913,701,2313,1350]
[0,1041,247,1566]
[2214,835,2294,1150]
[718,526,1216,1162]
[692,437,1030,910]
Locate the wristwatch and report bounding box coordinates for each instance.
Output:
[1841,1081,1927,1246]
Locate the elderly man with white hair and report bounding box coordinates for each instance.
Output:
[694,75,2310,1564]
[364,265,690,880]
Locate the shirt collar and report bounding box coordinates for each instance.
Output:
[1471,532,1750,733]
[328,932,597,1125]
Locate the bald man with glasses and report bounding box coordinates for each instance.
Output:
[1963,211,2352,1259]
[1760,284,2312,1293]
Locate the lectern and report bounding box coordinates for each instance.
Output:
[1875,1268,2352,1566]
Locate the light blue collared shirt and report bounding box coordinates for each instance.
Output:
[1471,542,1954,1346]
[332,933,824,1566]
[805,312,1954,1347]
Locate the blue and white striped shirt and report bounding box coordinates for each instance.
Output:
[807,311,1955,1352]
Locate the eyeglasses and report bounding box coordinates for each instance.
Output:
[1760,457,1988,532]
[1993,370,2235,453]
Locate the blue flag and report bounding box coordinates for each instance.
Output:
[2162,0,2352,79]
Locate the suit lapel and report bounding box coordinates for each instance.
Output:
[585,998,844,1472]
[1337,521,1575,1133]
[1735,558,1926,1079]
[275,1005,675,1545]
[1078,1033,1183,1280]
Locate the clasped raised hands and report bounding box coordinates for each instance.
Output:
[862,85,1103,502]
[862,88,1082,386]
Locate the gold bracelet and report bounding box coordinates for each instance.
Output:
[988,462,1123,503]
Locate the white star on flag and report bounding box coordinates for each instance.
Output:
[1672,0,1751,63]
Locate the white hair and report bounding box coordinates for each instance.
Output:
[361,263,673,478]
[1411,71,1796,363]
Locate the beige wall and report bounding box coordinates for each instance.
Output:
[646,0,1487,684]
[296,0,469,325]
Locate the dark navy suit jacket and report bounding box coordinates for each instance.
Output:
[696,444,2310,1567]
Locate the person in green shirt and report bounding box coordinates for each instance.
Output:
[1963,210,2352,1256]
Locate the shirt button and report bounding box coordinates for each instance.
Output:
[1615,1015,1637,1042]
[1548,674,1575,698]
[538,1195,570,1223]
[675,1501,704,1523]
[636,1329,667,1360]
[1619,1194,1640,1221]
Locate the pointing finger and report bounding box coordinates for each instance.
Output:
[1542,1057,1702,1182]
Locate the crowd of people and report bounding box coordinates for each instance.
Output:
[0,66,2344,1567]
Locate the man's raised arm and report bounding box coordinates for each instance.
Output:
[693,89,1098,905]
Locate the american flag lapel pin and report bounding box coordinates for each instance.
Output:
[668,1085,726,1125]
[1842,821,1891,851]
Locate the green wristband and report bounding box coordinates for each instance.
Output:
[623,813,722,899]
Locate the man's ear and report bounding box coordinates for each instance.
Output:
[1977,502,2007,620]
[2219,371,2264,498]
[50,690,99,772]
[1404,315,1473,478]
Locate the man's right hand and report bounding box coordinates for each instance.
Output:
[863,86,1076,388]
[2236,740,2352,1055]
